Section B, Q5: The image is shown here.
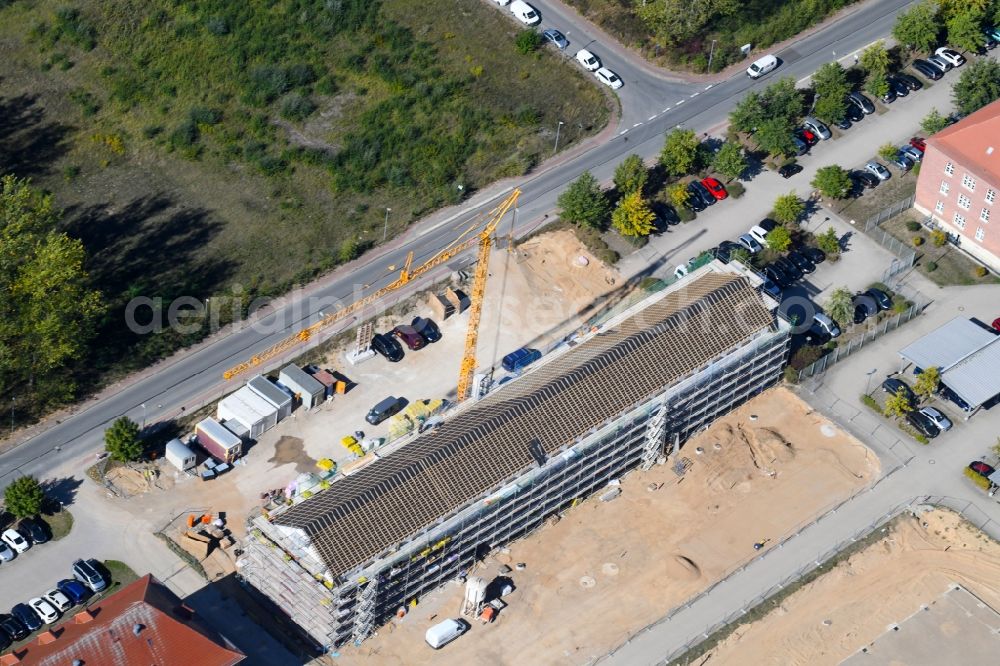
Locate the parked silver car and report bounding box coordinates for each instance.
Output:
[803,116,831,140]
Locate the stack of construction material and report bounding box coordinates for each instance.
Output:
[387,398,445,439]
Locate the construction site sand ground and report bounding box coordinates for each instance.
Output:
[336,387,880,665]
[104,231,624,541]
[702,507,1000,665]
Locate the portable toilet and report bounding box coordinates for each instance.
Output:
[165,438,197,471]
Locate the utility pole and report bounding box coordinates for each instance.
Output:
[10,397,14,437]
[382,207,392,242]
[707,40,717,72]
[553,121,564,156]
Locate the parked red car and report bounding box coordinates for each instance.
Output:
[909,137,926,153]
[969,461,996,478]
[992,317,1000,333]
[700,177,728,200]
[797,128,818,146]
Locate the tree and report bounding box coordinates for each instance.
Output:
[892,1,940,53]
[825,287,854,326]
[0,176,104,410]
[668,182,691,210]
[660,129,700,177]
[921,108,950,135]
[884,388,914,418]
[772,192,805,224]
[613,154,648,196]
[953,59,1000,115]
[859,41,890,78]
[914,366,941,400]
[947,9,987,53]
[865,73,890,100]
[729,91,766,134]
[811,165,852,199]
[765,226,792,252]
[812,62,851,124]
[611,191,656,237]
[816,226,841,255]
[755,118,797,158]
[104,416,143,462]
[514,29,541,55]
[762,78,804,124]
[557,171,609,229]
[729,247,752,266]
[712,142,748,181]
[878,143,900,161]
[3,476,46,519]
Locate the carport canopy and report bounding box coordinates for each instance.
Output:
[898,317,1000,410]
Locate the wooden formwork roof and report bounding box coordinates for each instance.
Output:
[275,273,775,576]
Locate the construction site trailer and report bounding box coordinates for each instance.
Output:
[217,386,277,439]
[305,365,336,398]
[165,438,197,471]
[247,375,293,421]
[278,365,326,410]
[196,417,244,463]
[223,418,250,439]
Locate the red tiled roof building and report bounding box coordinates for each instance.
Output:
[915,99,1000,272]
[1,575,244,666]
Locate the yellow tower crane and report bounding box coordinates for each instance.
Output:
[222,188,521,382]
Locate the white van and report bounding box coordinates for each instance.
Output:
[510,0,541,25]
[746,54,778,79]
[425,618,467,649]
[575,48,601,71]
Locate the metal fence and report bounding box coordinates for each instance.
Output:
[855,195,918,281]
[599,493,996,666]
[861,194,915,233]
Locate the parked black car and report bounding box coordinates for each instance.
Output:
[787,249,815,274]
[834,115,852,130]
[851,170,879,189]
[0,615,27,641]
[11,603,41,632]
[763,264,790,288]
[878,86,896,104]
[865,288,893,311]
[685,181,707,212]
[779,163,803,179]
[887,76,910,98]
[893,72,923,90]
[853,304,868,324]
[906,410,940,438]
[800,246,827,265]
[689,179,716,208]
[881,377,916,404]
[774,256,802,281]
[844,104,865,123]
[713,240,743,264]
[370,332,404,362]
[911,58,943,81]
[18,517,48,545]
[411,316,441,343]
[939,384,972,412]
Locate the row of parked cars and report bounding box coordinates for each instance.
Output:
[880,377,953,439]
[0,559,107,649]
[0,518,49,562]
[370,316,442,362]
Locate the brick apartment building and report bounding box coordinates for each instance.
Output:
[914,99,1000,273]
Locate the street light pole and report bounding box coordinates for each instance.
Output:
[553,121,564,156]
[10,397,14,437]
[382,207,392,242]
[707,40,717,72]
[865,368,878,395]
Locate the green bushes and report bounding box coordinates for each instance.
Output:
[860,394,880,411]
[926,261,938,272]
[905,220,921,232]
[727,182,745,198]
[515,29,542,55]
[279,93,317,121]
[964,467,992,491]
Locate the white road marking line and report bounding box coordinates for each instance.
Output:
[648,115,657,121]
[619,130,628,135]
[675,99,684,106]
[633,122,642,128]
[705,84,713,90]
[690,92,699,98]
[663,107,670,113]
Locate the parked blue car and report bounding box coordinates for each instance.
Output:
[501,348,542,373]
[56,578,90,605]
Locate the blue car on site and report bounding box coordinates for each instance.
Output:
[502,348,542,373]
[56,578,90,605]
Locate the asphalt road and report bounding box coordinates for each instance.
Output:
[0,0,917,490]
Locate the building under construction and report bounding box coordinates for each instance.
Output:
[238,261,791,650]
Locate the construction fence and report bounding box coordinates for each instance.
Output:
[598,493,993,666]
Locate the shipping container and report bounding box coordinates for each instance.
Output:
[165,438,197,471]
[196,417,243,463]
[278,365,326,410]
[248,375,293,421]
[217,386,277,439]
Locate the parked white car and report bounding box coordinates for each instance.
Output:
[43,588,73,613]
[509,0,540,25]
[811,313,841,338]
[737,234,763,254]
[749,219,778,245]
[29,597,60,624]
[934,47,965,67]
[2,528,30,554]
[0,541,13,562]
[865,161,891,181]
[594,67,623,90]
[747,54,778,79]
[575,48,601,72]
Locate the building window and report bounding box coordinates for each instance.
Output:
[935,200,944,213]
[958,193,972,210]
[962,174,976,190]
[976,227,985,241]
[940,181,950,195]
[982,208,991,223]
[987,189,996,204]
[954,213,966,229]
[945,162,954,175]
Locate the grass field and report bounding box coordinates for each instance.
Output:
[0,0,607,398]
